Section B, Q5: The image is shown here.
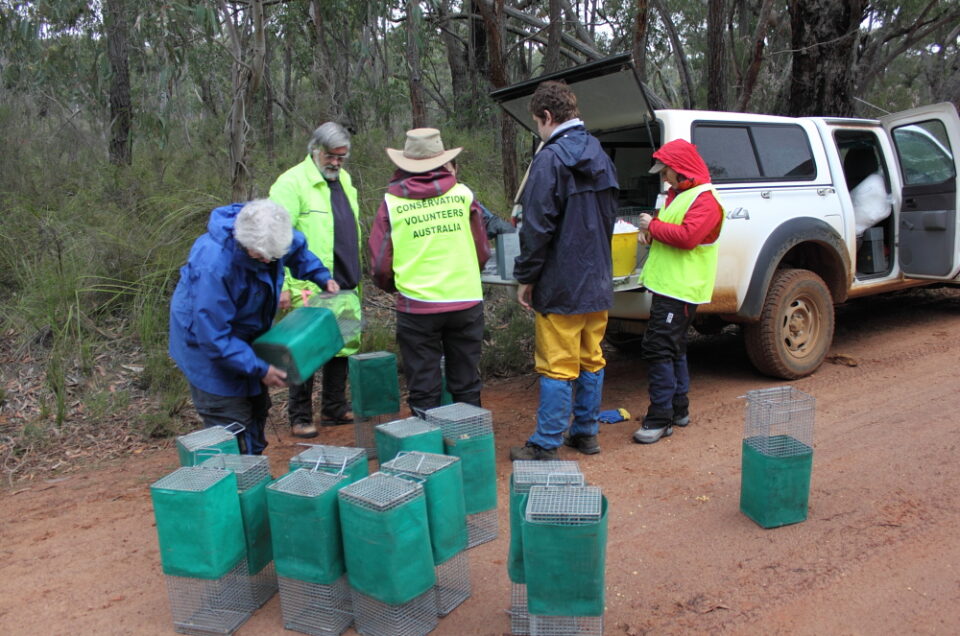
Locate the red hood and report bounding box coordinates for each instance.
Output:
[653,139,711,186]
[386,167,457,199]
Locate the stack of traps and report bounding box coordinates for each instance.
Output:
[525,485,604,636]
[267,469,353,636]
[425,403,498,547]
[151,467,256,635]
[197,454,277,608]
[509,461,584,635]
[381,452,471,616]
[339,473,439,636]
[288,444,369,484]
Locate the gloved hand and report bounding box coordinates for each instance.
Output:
[597,408,630,424]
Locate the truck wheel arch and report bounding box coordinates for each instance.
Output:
[736,218,850,322]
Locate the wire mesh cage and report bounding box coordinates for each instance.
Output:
[197,454,276,608]
[268,469,352,635]
[339,473,438,636]
[277,574,353,636]
[740,386,816,528]
[528,614,604,636]
[349,586,439,636]
[465,509,498,549]
[512,460,584,494]
[165,558,255,636]
[355,415,397,460]
[525,485,603,526]
[424,402,493,439]
[176,425,241,467]
[510,461,585,635]
[375,417,443,463]
[381,452,471,616]
[305,289,364,347]
[743,386,815,456]
[289,444,368,483]
[198,454,270,491]
[434,550,471,617]
[524,485,605,636]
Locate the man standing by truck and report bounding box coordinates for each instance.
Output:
[633,139,724,444]
[509,80,619,461]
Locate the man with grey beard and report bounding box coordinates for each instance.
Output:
[270,122,362,438]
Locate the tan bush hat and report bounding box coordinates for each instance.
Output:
[386,128,462,173]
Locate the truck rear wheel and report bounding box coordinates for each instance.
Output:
[744,268,834,379]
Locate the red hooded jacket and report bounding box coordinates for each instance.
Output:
[649,139,722,250]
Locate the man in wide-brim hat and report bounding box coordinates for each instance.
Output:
[368,128,491,415]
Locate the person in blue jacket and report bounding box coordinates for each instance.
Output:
[509,80,619,461]
[169,199,340,454]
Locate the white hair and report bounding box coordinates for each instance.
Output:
[233,200,292,261]
[307,122,352,154]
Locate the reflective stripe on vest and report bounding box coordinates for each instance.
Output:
[641,183,724,304]
[385,182,482,303]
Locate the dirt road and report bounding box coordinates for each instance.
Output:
[2,287,959,635]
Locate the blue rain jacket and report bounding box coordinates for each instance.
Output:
[169,203,333,397]
[513,124,619,315]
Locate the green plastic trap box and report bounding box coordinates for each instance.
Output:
[253,307,343,385]
[348,351,400,418]
[176,424,242,467]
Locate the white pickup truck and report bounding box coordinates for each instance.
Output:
[489,53,960,379]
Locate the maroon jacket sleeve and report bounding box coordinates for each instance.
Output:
[649,190,722,250]
[469,200,492,269]
[367,200,397,293]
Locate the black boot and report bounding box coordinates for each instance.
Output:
[672,394,690,427]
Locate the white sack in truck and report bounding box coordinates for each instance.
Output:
[851,172,892,237]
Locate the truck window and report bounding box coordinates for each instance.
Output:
[692,123,816,182]
[891,121,956,186]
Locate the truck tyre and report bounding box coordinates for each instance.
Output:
[744,268,834,379]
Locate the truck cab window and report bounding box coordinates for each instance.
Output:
[693,122,815,182]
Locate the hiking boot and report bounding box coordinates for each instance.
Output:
[632,425,673,444]
[320,410,354,427]
[509,442,558,461]
[291,422,318,438]
[672,395,690,427]
[563,433,601,455]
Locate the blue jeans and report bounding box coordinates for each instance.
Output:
[188,385,270,455]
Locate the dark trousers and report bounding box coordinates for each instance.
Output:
[189,384,271,455]
[396,304,484,415]
[287,356,349,424]
[641,294,697,420]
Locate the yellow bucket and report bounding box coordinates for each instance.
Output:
[611,231,639,277]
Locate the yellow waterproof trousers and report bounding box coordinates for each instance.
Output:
[534,310,608,380]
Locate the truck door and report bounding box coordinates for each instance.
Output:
[881,103,960,279]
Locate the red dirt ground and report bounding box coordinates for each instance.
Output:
[2,287,960,635]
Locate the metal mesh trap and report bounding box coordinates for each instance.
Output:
[355,415,394,460]
[424,402,493,439]
[529,614,603,636]
[165,558,254,636]
[198,454,270,492]
[337,471,422,511]
[743,386,815,456]
[526,486,603,526]
[269,467,345,497]
[380,450,459,477]
[510,582,530,635]
[377,416,439,440]
[434,550,471,617]
[466,509,498,548]
[277,574,353,636]
[512,460,584,494]
[350,586,439,636]
[289,444,367,478]
[176,425,241,466]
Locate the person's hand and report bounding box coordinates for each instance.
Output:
[325,279,340,293]
[517,283,534,311]
[262,365,288,388]
[279,290,292,310]
[638,213,653,231]
[638,230,652,246]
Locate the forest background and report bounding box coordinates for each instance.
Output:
[0,0,958,482]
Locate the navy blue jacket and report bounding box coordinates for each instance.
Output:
[169,203,332,397]
[513,125,619,314]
